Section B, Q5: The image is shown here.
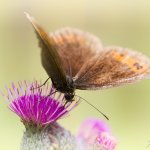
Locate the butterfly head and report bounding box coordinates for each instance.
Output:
[64,92,75,103]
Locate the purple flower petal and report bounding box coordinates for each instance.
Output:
[95,132,117,150]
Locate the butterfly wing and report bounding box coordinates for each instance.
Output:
[25,14,150,90]
[25,13,67,88]
[74,46,150,90]
[49,27,103,77]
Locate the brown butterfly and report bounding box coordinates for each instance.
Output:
[25,13,150,104]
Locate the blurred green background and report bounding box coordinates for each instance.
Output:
[0,0,150,149]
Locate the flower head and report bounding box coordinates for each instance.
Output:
[2,81,79,128]
[77,118,117,150]
[78,118,110,144]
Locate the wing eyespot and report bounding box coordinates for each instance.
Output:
[133,62,143,70]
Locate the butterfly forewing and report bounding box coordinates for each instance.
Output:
[25,13,67,89]
[75,47,150,90]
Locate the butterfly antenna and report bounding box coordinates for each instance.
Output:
[74,95,109,120]
[30,77,50,90]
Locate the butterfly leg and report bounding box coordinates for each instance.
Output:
[30,77,50,90]
[64,99,74,107]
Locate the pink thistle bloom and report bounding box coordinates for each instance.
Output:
[2,81,79,128]
[95,132,117,150]
[77,118,117,150]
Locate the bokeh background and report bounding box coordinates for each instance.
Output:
[0,0,150,149]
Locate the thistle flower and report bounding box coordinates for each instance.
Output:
[77,118,117,150]
[3,81,79,128]
[2,80,79,150]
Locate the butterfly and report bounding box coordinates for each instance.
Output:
[25,12,150,104]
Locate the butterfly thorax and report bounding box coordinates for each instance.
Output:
[66,76,75,91]
[52,76,75,102]
[64,76,75,102]
[60,76,75,102]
